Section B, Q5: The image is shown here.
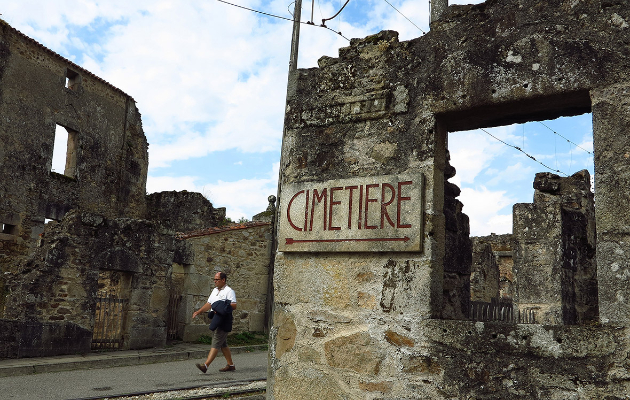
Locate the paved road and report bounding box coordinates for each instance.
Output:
[0,351,268,400]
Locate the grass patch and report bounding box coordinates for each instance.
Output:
[197,331,268,347]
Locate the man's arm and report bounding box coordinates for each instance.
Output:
[231,302,237,310]
[192,302,212,319]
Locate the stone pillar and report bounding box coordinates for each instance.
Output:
[513,171,597,325]
[592,83,630,325]
[430,0,448,24]
[268,31,446,399]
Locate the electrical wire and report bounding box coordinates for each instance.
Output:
[538,121,593,155]
[321,0,350,26]
[216,0,349,40]
[479,127,568,176]
[382,0,426,34]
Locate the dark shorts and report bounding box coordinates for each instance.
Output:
[212,328,229,349]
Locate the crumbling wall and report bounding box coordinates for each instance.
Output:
[4,210,176,354]
[269,0,630,397]
[513,170,597,325]
[592,82,630,325]
[178,222,273,341]
[443,152,472,319]
[470,239,499,303]
[0,20,148,320]
[146,191,226,232]
[472,234,515,304]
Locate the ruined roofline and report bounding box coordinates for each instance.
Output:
[176,221,271,239]
[0,18,133,100]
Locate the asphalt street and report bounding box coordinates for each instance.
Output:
[0,349,268,400]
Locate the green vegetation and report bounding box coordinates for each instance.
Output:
[217,216,250,227]
[197,331,268,347]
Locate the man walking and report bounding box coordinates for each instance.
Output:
[192,271,237,373]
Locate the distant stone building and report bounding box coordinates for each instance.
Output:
[470,170,596,326]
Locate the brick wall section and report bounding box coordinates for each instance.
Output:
[178,222,272,340]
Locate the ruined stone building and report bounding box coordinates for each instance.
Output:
[469,170,597,326]
[0,20,272,358]
[268,0,630,398]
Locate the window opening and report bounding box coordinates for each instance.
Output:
[65,69,80,90]
[447,112,596,326]
[1,223,17,235]
[52,124,78,178]
[448,113,594,237]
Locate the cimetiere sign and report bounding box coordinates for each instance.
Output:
[278,173,423,252]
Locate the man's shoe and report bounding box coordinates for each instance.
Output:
[219,364,236,372]
[196,363,208,373]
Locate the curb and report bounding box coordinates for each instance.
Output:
[0,344,268,378]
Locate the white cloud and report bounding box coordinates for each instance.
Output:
[146,162,279,221]
[448,126,517,185]
[485,161,535,187]
[201,162,280,220]
[459,186,515,236]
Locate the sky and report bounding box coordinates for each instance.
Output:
[2,0,593,236]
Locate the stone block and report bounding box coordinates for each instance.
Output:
[597,237,630,325]
[248,312,265,332]
[324,332,383,375]
[274,310,297,359]
[384,329,414,347]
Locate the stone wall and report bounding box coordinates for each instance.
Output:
[4,210,177,353]
[592,82,630,325]
[470,239,499,304]
[146,191,226,233]
[513,170,597,325]
[176,222,273,341]
[269,0,630,397]
[0,20,148,320]
[0,18,274,357]
[471,234,515,304]
[443,152,472,319]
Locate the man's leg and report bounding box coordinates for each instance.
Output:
[196,330,223,373]
[219,345,235,371]
[221,346,234,366]
[204,347,219,366]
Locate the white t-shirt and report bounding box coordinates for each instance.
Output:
[207,285,237,309]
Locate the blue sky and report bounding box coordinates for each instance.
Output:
[3,0,593,235]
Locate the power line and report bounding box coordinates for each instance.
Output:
[381,0,426,34]
[216,0,349,40]
[538,121,593,155]
[479,127,568,176]
[321,0,350,27]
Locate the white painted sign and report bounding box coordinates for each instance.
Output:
[278,173,424,252]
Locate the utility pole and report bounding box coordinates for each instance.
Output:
[268,0,303,339]
[289,0,302,73]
